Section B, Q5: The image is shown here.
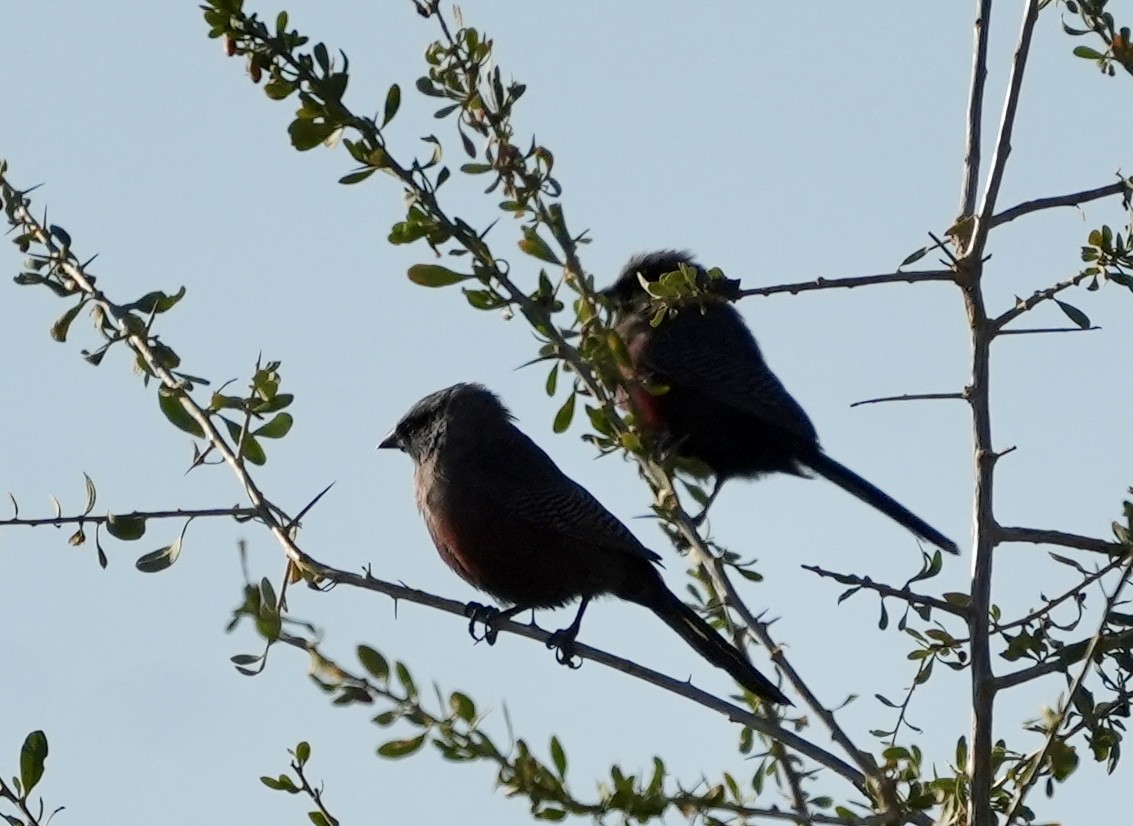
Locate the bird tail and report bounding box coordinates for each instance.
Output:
[801,451,959,555]
[622,576,789,705]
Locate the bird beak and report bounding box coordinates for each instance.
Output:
[377,429,401,450]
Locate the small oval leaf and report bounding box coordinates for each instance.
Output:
[407,264,470,288]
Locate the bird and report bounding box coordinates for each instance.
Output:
[601,250,959,555]
[378,382,789,705]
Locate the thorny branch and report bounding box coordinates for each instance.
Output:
[0,506,257,529]
[737,270,954,299]
[989,179,1131,227]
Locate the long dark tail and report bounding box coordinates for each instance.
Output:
[624,576,789,705]
[801,451,959,555]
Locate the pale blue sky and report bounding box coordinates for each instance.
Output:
[2,2,1131,823]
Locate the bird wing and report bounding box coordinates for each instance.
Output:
[640,302,818,442]
[473,425,661,565]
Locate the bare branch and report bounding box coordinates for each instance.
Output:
[997,326,1100,335]
[959,0,994,218]
[849,392,965,409]
[997,525,1123,555]
[737,270,954,299]
[989,179,1130,227]
[969,0,1042,263]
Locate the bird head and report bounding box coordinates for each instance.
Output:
[378,382,512,462]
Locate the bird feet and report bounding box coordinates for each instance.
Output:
[545,628,583,670]
[465,602,504,645]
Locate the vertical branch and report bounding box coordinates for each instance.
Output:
[959,0,993,218]
[962,4,1042,823]
[969,0,1042,260]
[964,280,998,826]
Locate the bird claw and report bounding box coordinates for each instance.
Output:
[465,602,502,645]
[546,628,583,670]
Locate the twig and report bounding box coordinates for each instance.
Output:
[997,326,1100,335]
[1001,558,1133,825]
[959,0,994,219]
[989,180,1129,227]
[997,525,1123,556]
[995,625,1133,691]
[0,506,257,529]
[737,270,954,299]
[849,392,965,409]
[969,0,1042,263]
[991,271,1094,331]
[690,552,930,825]
[802,565,965,616]
[950,555,1126,645]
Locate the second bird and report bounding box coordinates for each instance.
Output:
[379,382,788,705]
[601,250,958,555]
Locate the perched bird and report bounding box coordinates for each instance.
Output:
[378,382,788,704]
[601,250,958,555]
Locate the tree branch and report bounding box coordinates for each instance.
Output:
[969,0,1042,263]
[802,564,966,616]
[991,271,1094,331]
[959,0,994,219]
[997,525,1123,555]
[997,326,1100,335]
[849,392,965,409]
[0,506,257,529]
[1001,558,1133,825]
[299,557,872,791]
[688,551,930,823]
[737,270,954,299]
[989,179,1130,227]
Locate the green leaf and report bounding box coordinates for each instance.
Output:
[338,167,376,185]
[106,513,147,541]
[377,733,426,759]
[222,418,267,465]
[83,472,97,515]
[261,774,299,792]
[135,541,181,573]
[128,286,187,315]
[357,645,389,681]
[289,118,335,151]
[518,228,561,265]
[1055,299,1091,329]
[899,247,928,267]
[19,730,48,795]
[308,813,332,826]
[294,741,311,766]
[407,264,470,287]
[395,661,417,699]
[382,83,401,126]
[450,691,476,722]
[550,736,567,778]
[552,391,576,433]
[1073,45,1107,61]
[254,412,293,439]
[158,390,206,438]
[50,301,85,342]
